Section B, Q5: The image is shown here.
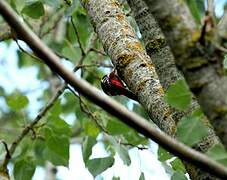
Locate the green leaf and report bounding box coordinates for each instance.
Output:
[165,80,192,110]
[171,171,187,180]
[46,116,72,137]
[206,144,227,166]
[82,136,97,165]
[133,104,149,119]
[106,120,131,135]
[123,130,148,146]
[17,50,36,68]
[72,8,93,49]
[33,139,46,166]
[49,100,62,117]
[139,172,145,180]
[195,0,205,15]
[112,177,120,180]
[87,157,114,177]
[83,120,100,138]
[43,0,61,7]
[62,91,82,117]
[13,158,36,180]
[11,0,26,12]
[116,145,131,166]
[44,128,70,166]
[6,93,29,111]
[170,158,186,173]
[22,1,45,19]
[185,0,202,25]
[224,54,227,69]
[61,40,82,61]
[65,0,79,16]
[176,111,209,146]
[158,146,173,162]
[161,162,174,175]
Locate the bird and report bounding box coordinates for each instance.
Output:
[101,71,138,101]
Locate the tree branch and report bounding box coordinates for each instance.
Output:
[70,16,86,56]
[1,29,99,169]
[145,0,227,147]
[1,1,227,178]
[82,0,176,137]
[127,0,222,178]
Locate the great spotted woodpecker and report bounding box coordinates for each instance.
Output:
[101,71,137,101]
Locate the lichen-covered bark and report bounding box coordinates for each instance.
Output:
[144,0,227,147]
[80,0,176,136]
[127,0,221,179]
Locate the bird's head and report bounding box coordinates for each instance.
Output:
[101,75,112,95]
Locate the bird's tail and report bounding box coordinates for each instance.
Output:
[124,89,138,101]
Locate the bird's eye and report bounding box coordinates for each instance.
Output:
[101,75,109,84]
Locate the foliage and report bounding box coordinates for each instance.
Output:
[185,0,205,25]
[176,109,209,147]
[86,157,115,177]
[206,144,227,166]
[13,158,36,180]
[0,0,223,179]
[21,1,45,19]
[0,0,152,179]
[224,54,227,70]
[165,80,192,111]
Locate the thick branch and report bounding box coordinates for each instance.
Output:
[127,0,221,179]
[127,0,222,154]
[1,1,227,178]
[145,0,227,147]
[81,0,176,136]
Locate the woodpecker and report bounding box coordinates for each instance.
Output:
[101,71,138,101]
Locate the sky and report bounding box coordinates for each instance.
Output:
[215,0,227,16]
[0,0,227,179]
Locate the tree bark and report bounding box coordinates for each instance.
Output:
[145,0,227,147]
[127,0,221,179]
[80,0,176,136]
[1,1,227,178]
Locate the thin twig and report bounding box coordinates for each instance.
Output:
[39,8,65,38]
[67,85,108,133]
[119,141,148,150]
[76,63,113,69]
[70,16,86,56]
[2,34,98,167]
[2,82,66,168]
[0,140,10,159]
[214,43,227,53]
[15,39,42,63]
[90,47,106,56]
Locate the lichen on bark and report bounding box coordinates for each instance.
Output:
[81,0,176,135]
[127,0,222,179]
[144,0,227,148]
